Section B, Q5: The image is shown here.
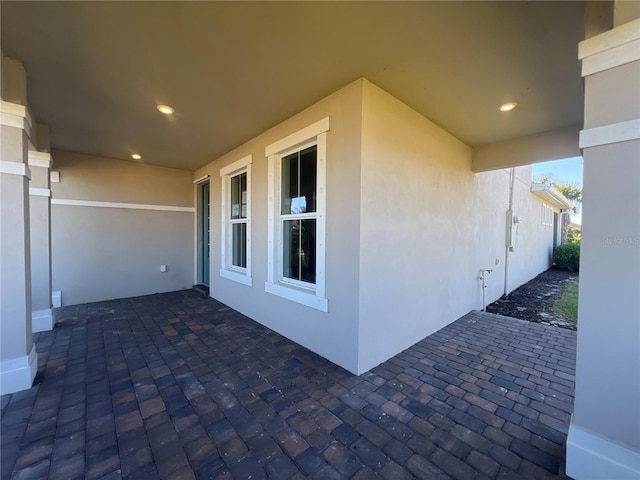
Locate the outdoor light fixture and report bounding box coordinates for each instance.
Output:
[131,153,142,160]
[157,104,175,115]
[499,102,518,112]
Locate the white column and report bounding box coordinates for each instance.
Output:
[566,16,640,480]
[0,53,37,395]
[29,149,54,332]
[0,117,37,395]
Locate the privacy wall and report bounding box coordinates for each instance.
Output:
[194,80,364,373]
[51,151,194,306]
[357,81,559,372]
[196,79,559,374]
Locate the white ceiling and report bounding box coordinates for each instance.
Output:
[1,1,585,171]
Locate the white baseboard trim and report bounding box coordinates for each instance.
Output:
[566,422,640,479]
[52,291,61,308]
[32,308,54,332]
[0,345,37,396]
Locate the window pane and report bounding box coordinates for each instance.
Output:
[281,152,299,215]
[232,222,246,268]
[281,145,316,215]
[231,172,247,219]
[282,219,316,284]
[298,146,317,213]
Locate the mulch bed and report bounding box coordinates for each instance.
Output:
[486,268,578,329]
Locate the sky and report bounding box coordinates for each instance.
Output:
[531,156,583,224]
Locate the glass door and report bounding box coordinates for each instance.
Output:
[202,183,210,285]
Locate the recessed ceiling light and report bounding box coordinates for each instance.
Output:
[157,104,175,115]
[131,153,142,160]
[499,102,518,112]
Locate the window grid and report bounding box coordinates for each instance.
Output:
[219,155,252,286]
[265,117,329,312]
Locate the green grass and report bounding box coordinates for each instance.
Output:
[553,279,579,323]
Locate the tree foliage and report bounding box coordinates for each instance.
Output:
[567,226,581,243]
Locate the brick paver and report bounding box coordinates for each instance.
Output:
[1,290,576,479]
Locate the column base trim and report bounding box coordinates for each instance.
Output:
[52,291,61,308]
[32,308,55,332]
[566,422,640,479]
[0,345,37,396]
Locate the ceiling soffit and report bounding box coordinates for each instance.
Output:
[0,2,585,170]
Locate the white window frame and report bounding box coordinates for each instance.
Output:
[265,117,329,312]
[542,203,553,227]
[220,154,252,286]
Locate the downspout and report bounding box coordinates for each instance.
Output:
[504,167,515,295]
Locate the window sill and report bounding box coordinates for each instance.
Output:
[220,269,252,287]
[265,281,328,312]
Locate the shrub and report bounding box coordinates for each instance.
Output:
[554,242,580,272]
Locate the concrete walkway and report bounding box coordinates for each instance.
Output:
[1,290,576,479]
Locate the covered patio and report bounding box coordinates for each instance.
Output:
[2,291,575,479]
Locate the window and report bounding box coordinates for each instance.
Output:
[265,118,329,311]
[542,203,553,226]
[220,155,252,286]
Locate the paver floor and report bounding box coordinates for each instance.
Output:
[1,290,576,479]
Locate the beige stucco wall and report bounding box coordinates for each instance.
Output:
[357,81,557,372]
[194,79,364,373]
[30,192,51,311]
[52,150,193,205]
[194,79,561,374]
[51,150,195,305]
[505,167,560,293]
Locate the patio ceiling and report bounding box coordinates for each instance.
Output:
[1,1,585,171]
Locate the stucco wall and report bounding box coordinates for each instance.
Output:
[357,80,557,373]
[194,79,364,373]
[575,139,640,451]
[505,166,559,293]
[51,150,194,305]
[0,125,32,362]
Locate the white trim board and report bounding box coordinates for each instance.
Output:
[220,269,253,287]
[580,119,640,149]
[193,174,210,184]
[220,154,252,177]
[0,101,34,140]
[29,188,51,197]
[32,308,55,333]
[566,423,640,479]
[0,161,31,179]
[579,18,640,60]
[52,198,195,213]
[28,151,52,169]
[0,345,37,396]
[579,19,640,77]
[582,39,640,77]
[265,282,329,312]
[265,117,330,156]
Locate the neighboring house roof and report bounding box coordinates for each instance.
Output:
[530,183,573,210]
